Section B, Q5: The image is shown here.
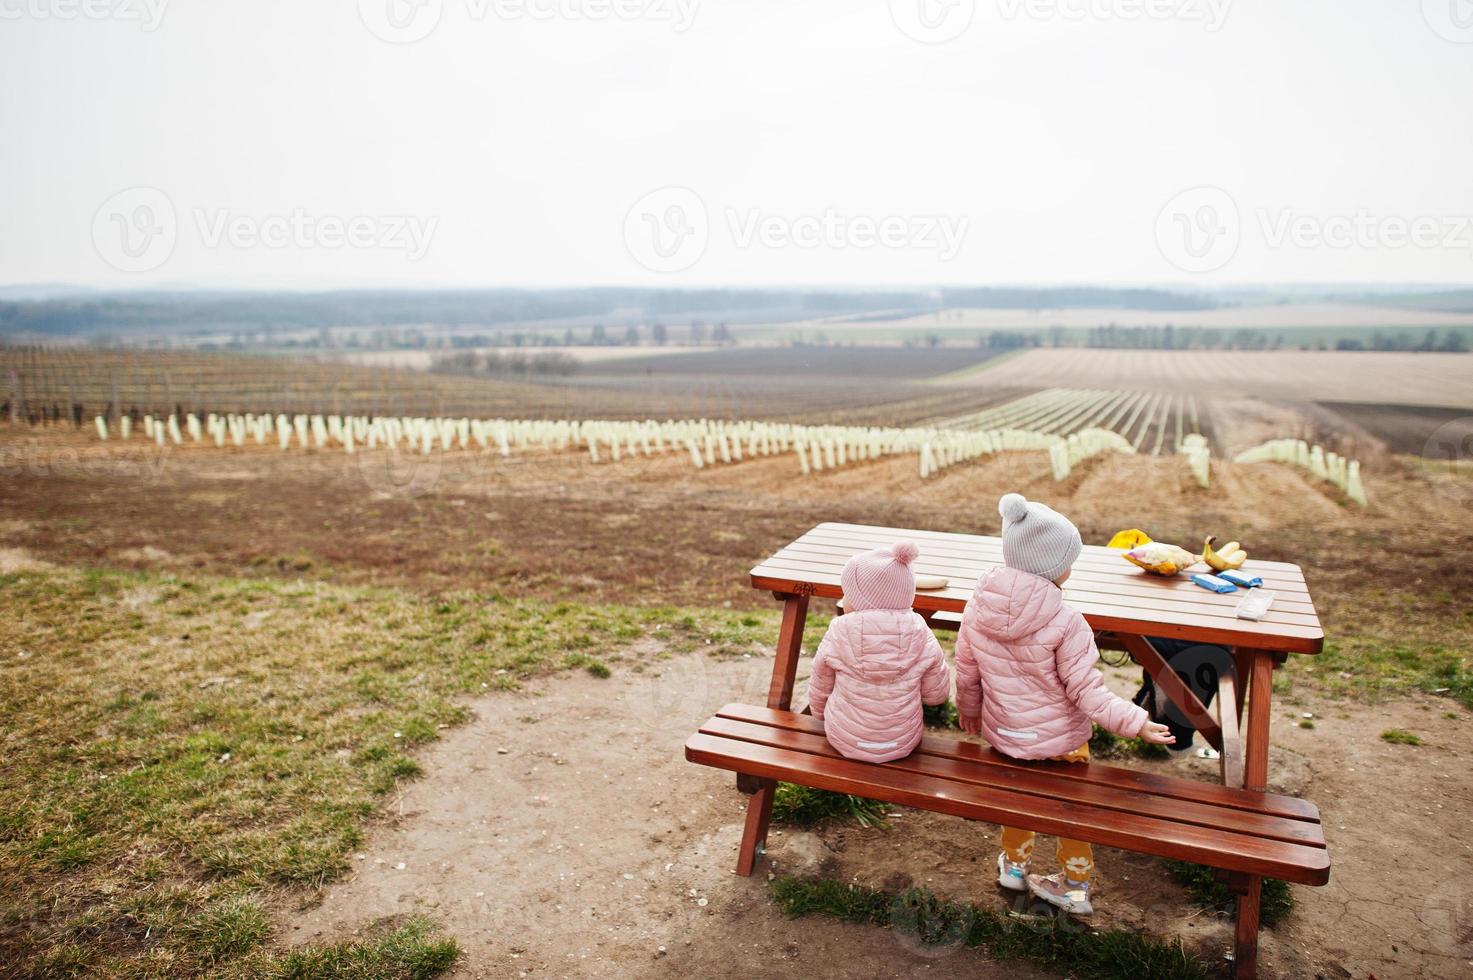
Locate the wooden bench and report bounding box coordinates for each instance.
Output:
[687,704,1329,940]
[686,523,1332,979]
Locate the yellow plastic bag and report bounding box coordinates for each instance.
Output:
[1106,528,1152,550]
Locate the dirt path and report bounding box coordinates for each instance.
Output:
[285,652,1051,979]
[285,651,1473,979]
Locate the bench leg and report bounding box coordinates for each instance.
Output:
[1228,652,1277,977]
[736,779,776,876]
[1233,876,1263,979]
[736,593,810,877]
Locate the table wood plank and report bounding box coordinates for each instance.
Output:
[751,523,1323,654]
[756,556,1321,626]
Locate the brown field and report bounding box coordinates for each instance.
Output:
[3,422,1473,978]
[819,301,1473,331]
[0,347,1022,427]
[5,338,1473,980]
[940,348,1473,408]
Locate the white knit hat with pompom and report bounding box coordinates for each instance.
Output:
[998,493,1082,583]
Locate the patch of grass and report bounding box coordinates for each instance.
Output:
[178,895,272,962]
[271,916,460,979]
[0,566,770,977]
[1308,634,1473,709]
[772,783,891,829]
[1089,724,1171,760]
[769,877,1209,980]
[922,698,960,729]
[1163,860,1293,927]
[1380,728,1422,745]
[561,652,612,678]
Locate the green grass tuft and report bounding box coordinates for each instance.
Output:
[1089,724,1171,760]
[770,876,1209,980]
[922,699,960,729]
[274,916,461,979]
[561,652,612,677]
[1163,860,1293,927]
[180,895,272,962]
[1380,728,1422,745]
[772,783,891,829]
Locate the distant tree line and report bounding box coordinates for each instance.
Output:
[0,286,1226,338]
[943,287,1217,312]
[1334,330,1468,352]
[1062,324,1470,352]
[429,350,579,378]
[978,331,1044,349]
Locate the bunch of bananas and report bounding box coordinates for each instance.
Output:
[1203,536,1248,571]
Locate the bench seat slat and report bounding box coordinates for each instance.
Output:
[687,731,1330,885]
[699,716,1324,848]
[717,703,1319,822]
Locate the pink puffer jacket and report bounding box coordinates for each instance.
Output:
[808,608,952,763]
[955,566,1147,760]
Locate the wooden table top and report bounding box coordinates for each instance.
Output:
[750,522,1324,655]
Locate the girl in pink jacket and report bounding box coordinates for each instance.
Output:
[956,494,1174,916]
[808,541,952,764]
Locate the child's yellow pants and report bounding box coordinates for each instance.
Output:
[998,742,1095,883]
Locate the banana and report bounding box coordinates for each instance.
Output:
[1203,536,1248,571]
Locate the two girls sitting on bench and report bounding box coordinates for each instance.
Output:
[809,493,1173,917]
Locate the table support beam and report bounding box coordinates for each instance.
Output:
[1242,651,1275,793]
[1217,668,1244,789]
[1118,634,1223,752]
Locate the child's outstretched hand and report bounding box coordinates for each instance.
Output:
[959,715,982,735]
[1138,721,1176,745]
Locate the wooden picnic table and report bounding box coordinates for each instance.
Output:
[706,521,1325,978]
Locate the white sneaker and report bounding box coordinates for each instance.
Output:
[1026,872,1094,915]
[997,852,1029,892]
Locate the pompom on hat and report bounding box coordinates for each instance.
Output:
[998,493,1082,583]
[840,540,919,612]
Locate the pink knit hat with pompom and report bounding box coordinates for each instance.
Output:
[840,541,919,612]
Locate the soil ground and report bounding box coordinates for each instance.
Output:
[941,349,1473,409]
[286,649,1473,980]
[4,425,1473,978]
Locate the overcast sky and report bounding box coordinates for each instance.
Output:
[3,0,1472,290]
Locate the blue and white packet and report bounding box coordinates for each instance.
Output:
[1191,573,1238,593]
[1218,570,1262,589]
